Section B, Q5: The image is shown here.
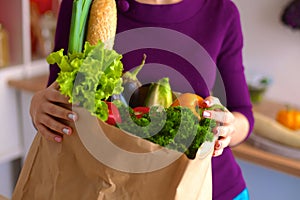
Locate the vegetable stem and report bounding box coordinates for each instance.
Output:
[131,54,147,77]
[68,0,93,53]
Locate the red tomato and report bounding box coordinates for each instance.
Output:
[133,107,150,118]
[105,102,122,126]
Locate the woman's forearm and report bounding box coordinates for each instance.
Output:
[230,112,250,147]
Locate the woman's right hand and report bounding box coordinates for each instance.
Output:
[30,81,78,143]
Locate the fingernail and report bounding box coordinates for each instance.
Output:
[63,128,70,135]
[54,137,62,143]
[68,113,77,121]
[202,100,210,107]
[215,141,222,149]
[203,110,211,118]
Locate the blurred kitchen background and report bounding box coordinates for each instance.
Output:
[1,0,300,199]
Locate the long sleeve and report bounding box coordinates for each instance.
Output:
[216,2,254,139]
[47,0,73,86]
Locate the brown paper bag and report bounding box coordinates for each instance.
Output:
[12,107,213,200]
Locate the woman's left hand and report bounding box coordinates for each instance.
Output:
[202,96,236,157]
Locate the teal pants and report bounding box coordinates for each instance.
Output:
[233,188,249,200]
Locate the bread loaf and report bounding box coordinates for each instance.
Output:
[86,0,117,50]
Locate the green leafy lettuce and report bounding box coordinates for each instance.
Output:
[47,41,123,121]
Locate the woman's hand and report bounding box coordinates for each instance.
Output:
[30,81,78,143]
[202,96,236,157]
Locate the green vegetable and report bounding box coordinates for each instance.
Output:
[68,0,93,54]
[47,41,123,121]
[144,77,173,108]
[46,0,123,121]
[115,102,216,159]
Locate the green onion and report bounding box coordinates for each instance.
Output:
[68,0,93,53]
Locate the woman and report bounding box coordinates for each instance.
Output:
[30,0,254,199]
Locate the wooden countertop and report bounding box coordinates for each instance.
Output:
[7,74,300,178]
[8,74,49,93]
[0,195,9,200]
[235,100,300,177]
[232,142,300,177]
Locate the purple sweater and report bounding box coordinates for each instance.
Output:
[48,0,254,199]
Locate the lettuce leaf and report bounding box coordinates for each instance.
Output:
[47,41,123,121]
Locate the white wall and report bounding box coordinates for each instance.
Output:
[0,162,14,198]
[0,159,21,199]
[233,0,300,107]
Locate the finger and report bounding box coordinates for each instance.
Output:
[213,139,224,157]
[42,102,78,122]
[49,81,60,90]
[215,125,235,138]
[46,82,71,105]
[45,89,71,105]
[213,148,223,157]
[36,124,63,143]
[39,114,73,136]
[214,140,223,150]
[203,96,222,107]
[217,135,232,150]
[213,135,231,157]
[203,110,235,124]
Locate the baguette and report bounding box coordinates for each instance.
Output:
[86,0,117,50]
